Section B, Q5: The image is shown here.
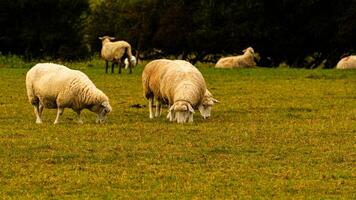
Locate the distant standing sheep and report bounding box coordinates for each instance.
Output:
[215,47,257,68]
[142,59,216,123]
[99,36,134,74]
[26,63,112,124]
[336,56,356,69]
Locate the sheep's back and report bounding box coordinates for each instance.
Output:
[160,62,206,106]
[102,41,131,61]
[215,57,237,68]
[27,63,92,100]
[336,56,356,69]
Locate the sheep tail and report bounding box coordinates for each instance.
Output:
[125,46,133,61]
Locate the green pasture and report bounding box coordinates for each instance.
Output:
[0,59,355,199]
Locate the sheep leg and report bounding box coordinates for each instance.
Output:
[34,104,43,124]
[76,110,83,124]
[188,114,194,123]
[54,107,64,124]
[105,61,109,73]
[111,62,115,73]
[128,60,132,74]
[149,97,154,119]
[155,101,162,117]
[166,104,174,121]
[118,62,123,74]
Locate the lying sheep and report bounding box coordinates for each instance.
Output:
[336,56,356,69]
[215,47,257,68]
[142,59,217,123]
[124,55,137,69]
[99,36,134,74]
[26,63,112,124]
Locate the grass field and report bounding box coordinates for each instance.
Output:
[0,59,355,199]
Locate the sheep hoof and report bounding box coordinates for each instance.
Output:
[36,120,43,124]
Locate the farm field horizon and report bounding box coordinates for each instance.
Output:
[0,60,355,198]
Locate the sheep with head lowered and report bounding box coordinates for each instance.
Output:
[336,56,356,69]
[26,63,112,124]
[215,47,257,68]
[142,59,218,123]
[99,36,134,74]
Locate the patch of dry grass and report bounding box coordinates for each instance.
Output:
[0,62,355,198]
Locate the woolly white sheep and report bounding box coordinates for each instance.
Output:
[170,61,219,119]
[336,56,356,69]
[142,59,217,123]
[26,63,112,124]
[99,36,134,74]
[124,55,137,69]
[215,47,257,68]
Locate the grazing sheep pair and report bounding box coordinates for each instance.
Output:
[336,56,356,69]
[142,59,219,123]
[99,36,135,74]
[26,63,112,124]
[27,60,218,124]
[215,47,257,68]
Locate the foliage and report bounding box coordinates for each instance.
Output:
[1,0,355,67]
[0,59,355,198]
[86,0,356,67]
[0,0,89,60]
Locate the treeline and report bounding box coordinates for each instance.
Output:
[1,0,355,67]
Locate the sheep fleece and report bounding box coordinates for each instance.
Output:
[26,63,109,110]
[142,59,206,108]
[336,56,356,69]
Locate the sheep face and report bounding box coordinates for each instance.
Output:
[243,47,255,54]
[169,101,195,123]
[91,101,112,123]
[198,97,219,119]
[98,36,115,44]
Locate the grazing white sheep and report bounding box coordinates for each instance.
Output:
[99,36,134,74]
[336,56,356,69]
[26,63,112,124]
[124,55,137,69]
[170,61,219,119]
[215,47,257,68]
[143,59,215,123]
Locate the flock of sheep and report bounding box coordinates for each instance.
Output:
[25,36,355,124]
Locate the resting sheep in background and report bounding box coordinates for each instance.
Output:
[26,63,112,124]
[99,36,134,74]
[215,47,257,68]
[336,56,356,69]
[142,59,218,123]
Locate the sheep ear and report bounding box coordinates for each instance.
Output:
[212,98,220,103]
[98,37,103,40]
[109,37,115,40]
[169,105,174,112]
[102,101,110,108]
[188,104,195,113]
